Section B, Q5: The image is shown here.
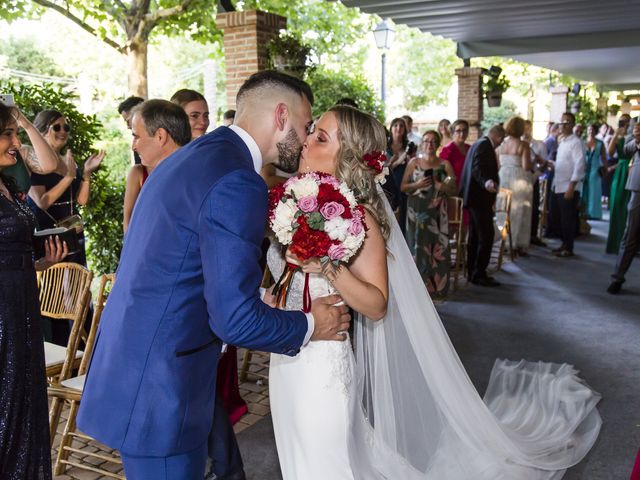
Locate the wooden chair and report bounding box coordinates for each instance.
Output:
[47,274,124,478]
[447,196,465,290]
[492,188,514,270]
[537,178,548,239]
[37,262,93,381]
[239,267,273,384]
[37,262,93,447]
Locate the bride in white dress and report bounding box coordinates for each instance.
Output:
[267,106,601,480]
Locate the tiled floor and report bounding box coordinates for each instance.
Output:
[51,348,271,480]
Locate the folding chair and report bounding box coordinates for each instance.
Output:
[492,188,514,270]
[47,274,124,478]
[447,196,465,290]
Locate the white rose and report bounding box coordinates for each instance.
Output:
[339,184,358,207]
[324,217,350,242]
[272,199,297,244]
[342,231,365,261]
[287,177,319,199]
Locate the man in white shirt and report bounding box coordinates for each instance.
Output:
[402,115,422,146]
[551,112,586,257]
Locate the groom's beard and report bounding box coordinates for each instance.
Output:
[275,127,303,174]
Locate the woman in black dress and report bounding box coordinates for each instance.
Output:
[0,104,68,479]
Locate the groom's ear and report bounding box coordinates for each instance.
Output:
[274,103,289,132]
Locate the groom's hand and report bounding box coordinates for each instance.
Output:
[310,295,351,342]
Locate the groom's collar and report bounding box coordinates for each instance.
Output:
[228,125,262,173]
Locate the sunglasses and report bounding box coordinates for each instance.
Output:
[51,123,71,133]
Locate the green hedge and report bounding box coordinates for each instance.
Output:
[1,81,124,274]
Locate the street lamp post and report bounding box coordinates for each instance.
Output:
[373,19,394,106]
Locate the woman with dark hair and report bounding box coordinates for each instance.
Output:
[27,109,104,345]
[401,130,456,298]
[27,109,104,266]
[439,119,470,189]
[170,89,210,139]
[2,107,58,199]
[387,117,410,234]
[437,118,452,154]
[583,124,607,220]
[0,103,68,480]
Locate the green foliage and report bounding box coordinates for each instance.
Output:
[82,171,124,275]
[480,99,520,132]
[240,0,372,58]
[305,67,384,122]
[267,32,311,70]
[0,81,123,273]
[567,93,604,127]
[484,74,510,94]
[388,26,461,110]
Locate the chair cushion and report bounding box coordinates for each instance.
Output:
[61,374,85,392]
[44,341,83,368]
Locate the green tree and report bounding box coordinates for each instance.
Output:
[2,0,221,98]
[480,99,520,132]
[388,25,461,110]
[305,66,384,122]
[0,36,66,78]
[241,0,372,61]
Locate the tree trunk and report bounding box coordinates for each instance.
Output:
[128,39,148,98]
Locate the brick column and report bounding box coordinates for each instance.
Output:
[216,10,287,109]
[549,86,569,122]
[455,67,484,142]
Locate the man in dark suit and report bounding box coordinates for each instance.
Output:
[460,125,505,287]
[78,71,351,480]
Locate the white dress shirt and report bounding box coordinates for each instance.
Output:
[552,134,586,193]
[228,125,315,345]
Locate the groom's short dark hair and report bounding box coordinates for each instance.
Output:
[236,70,314,106]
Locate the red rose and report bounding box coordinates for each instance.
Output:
[290,217,332,260]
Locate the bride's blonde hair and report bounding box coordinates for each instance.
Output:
[328,105,390,239]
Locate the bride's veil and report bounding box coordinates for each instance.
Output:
[347,191,601,479]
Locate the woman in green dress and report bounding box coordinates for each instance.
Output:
[606,115,632,253]
[401,130,456,298]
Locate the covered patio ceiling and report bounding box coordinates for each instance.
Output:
[338,0,640,91]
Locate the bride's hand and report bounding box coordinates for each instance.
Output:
[263,285,277,308]
[284,248,323,274]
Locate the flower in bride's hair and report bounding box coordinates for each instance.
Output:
[362,150,388,185]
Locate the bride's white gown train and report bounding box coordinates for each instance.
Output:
[267,193,601,480]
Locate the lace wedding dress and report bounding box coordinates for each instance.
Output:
[267,192,601,480]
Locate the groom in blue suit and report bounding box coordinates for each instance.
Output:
[77,71,351,479]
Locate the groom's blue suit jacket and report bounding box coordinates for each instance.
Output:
[77,126,307,456]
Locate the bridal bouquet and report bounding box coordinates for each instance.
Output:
[268,172,367,312]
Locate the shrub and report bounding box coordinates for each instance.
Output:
[305,67,385,122]
[0,81,124,273]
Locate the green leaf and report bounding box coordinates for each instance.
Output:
[307,212,325,231]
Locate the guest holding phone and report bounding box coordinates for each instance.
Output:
[401,130,456,298]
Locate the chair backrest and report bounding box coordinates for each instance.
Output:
[496,188,513,215]
[37,262,93,322]
[78,273,115,375]
[447,196,464,226]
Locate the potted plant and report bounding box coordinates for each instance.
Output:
[484,74,510,108]
[267,33,311,79]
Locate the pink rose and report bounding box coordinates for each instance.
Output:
[347,218,364,236]
[328,243,347,261]
[298,196,318,213]
[320,201,345,220]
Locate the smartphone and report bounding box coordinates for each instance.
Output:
[423,168,434,179]
[618,119,627,128]
[0,94,15,106]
